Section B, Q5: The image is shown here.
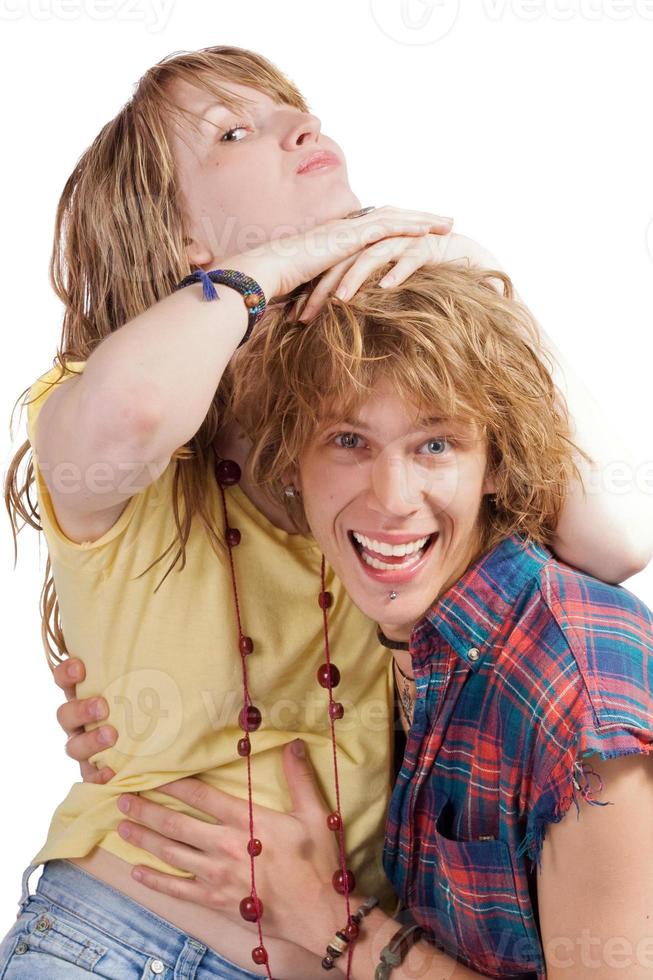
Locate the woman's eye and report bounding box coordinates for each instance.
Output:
[334,432,363,450]
[221,124,249,143]
[418,437,450,456]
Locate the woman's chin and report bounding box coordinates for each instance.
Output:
[314,188,361,223]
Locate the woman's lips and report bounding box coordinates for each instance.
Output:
[296,150,340,174]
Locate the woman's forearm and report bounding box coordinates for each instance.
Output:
[458,236,652,583]
[80,277,251,465]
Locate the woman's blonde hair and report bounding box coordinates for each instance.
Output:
[5,46,309,667]
[231,262,588,555]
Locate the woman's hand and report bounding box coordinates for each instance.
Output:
[294,230,497,323]
[117,739,347,955]
[52,658,117,783]
[225,206,454,309]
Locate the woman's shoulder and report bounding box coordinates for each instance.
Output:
[26,359,86,440]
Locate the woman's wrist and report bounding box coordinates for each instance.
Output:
[220,251,277,305]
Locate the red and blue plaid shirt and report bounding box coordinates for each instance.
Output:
[383,533,653,978]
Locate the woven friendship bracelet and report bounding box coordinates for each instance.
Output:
[174,268,267,348]
[374,923,424,980]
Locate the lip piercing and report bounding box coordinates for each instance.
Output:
[388,591,398,601]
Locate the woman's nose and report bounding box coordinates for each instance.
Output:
[281,111,322,149]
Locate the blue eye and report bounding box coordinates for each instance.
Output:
[419,437,450,456]
[334,432,363,450]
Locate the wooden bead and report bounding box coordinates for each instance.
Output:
[344,921,360,941]
[237,736,251,757]
[332,869,356,894]
[327,812,342,832]
[239,635,254,655]
[318,590,333,609]
[244,293,262,309]
[329,702,345,721]
[247,838,263,857]
[317,663,340,689]
[216,459,241,486]
[239,705,262,732]
[239,895,263,922]
[226,527,241,546]
[252,946,268,965]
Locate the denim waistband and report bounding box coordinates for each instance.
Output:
[19,859,262,979]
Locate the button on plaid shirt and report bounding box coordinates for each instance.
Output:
[384,534,653,978]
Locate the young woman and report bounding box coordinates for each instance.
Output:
[3,44,650,980]
[108,262,653,979]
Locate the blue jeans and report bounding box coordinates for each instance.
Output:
[0,860,262,979]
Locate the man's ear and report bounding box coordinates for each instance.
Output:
[281,466,301,496]
[482,466,499,497]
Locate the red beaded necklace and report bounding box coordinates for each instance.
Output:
[215,457,358,977]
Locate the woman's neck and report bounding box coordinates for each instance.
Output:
[213,420,299,534]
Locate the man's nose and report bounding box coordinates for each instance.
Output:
[368,452,425,517]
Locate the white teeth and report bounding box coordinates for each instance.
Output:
[360,551,423,571]
[352,532,430,557]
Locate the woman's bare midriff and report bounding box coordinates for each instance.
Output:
[68,849,325,979]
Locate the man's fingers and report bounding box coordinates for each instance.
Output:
[153,776,251,830]
[56,696,109,736]
[52,657,85,700]
[130,865,225,910]
[65,725,117,762]
[282,740,329,820]
[79,761,116,784]
[116,793,222,853]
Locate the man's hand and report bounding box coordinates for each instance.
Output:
[52,658,117,783]
[117,740,343,953]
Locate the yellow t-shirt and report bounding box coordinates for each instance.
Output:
[26,362,396,908]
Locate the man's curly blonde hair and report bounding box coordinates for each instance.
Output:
[230,262,588,555]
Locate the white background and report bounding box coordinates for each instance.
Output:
[1,0,651,925]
